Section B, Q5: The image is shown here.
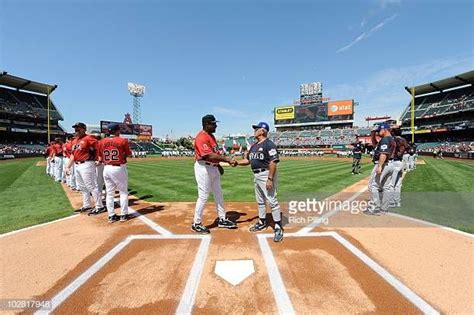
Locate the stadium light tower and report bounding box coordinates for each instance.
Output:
[127,82,145,124]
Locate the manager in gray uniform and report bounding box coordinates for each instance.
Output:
[236,122,284,242]
[365,122,396,215]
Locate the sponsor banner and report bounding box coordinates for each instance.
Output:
[13,121,35,126]
[0,127,7,131]
[433,128,448,133]
[415,129,431,134]
[100,121,153,136]
[275,106,295,120]
[327,100,353,116]
[29,129,48,133]
[11,128,28,133]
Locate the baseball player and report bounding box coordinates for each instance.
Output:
[390,128,408,207]
[191,114,237,234]
[351,142,362,174]
[93,133,106,201]
[52,138,65,183]
[407,142,417,171]
[99,123,132,223]
[65,122,105,214]
[236,122,284,242]
[63,136,77,190]
[44,143,53,176]
[364,123,396,215]
[47,141,56,177]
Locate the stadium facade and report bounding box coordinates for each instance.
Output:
[0,72,65,146]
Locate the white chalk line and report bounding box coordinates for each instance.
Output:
[257,234,295,315]
[387,212,474,239]
[175,235,211,314]
[34,234,210,314]
[295,186,368,235]
[0,214,79,239]
[130,209,173,236]
[259,231,439,314]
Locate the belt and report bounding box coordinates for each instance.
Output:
[252,168,268,174]
[107,164,124,167]
[75,161,86,164]
[393,158,402,161]
[198,160,217,167]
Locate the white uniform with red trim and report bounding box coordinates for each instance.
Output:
[193,130,226,224]
[71,135,103,210]
[100,136,132,217]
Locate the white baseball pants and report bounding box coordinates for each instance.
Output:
[103,164,129,217]
[54,157,64,182]
[75,161,103,209]
[96,163,105,198]
[193,161,226,224]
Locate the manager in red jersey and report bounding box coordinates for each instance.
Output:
[191,114,237,234]
[65,122,105,214]
[100,123,132,223]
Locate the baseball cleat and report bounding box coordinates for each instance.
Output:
[273,227,284,242]
[120,214,129,222]
[108,214,119,223]
[218,218,237,229]
[362,209,381,216]
[88,207,106,216]
[249,221,267,232]
[74,207,92,213]
[191,223,210,234]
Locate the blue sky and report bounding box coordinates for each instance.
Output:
[1,0,473,137]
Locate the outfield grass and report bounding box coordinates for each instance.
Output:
[0,158,73,234]
[128,158,373,202]
[2,156,472,234]
[398,156,474,233]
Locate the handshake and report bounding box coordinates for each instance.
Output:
[227,158,238,167]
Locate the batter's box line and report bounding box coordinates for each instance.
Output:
[35,234,211,315]
[257,232,439,315]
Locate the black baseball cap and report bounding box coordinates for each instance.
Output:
[202,114,219,125]
[72,122,86,129]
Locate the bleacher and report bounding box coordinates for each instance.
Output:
[0,87,63,120]
[400,85,474,121]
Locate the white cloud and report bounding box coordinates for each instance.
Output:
[213,106,249,118]
[337,14,398,53]
[324,54,474,126]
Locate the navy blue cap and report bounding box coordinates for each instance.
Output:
[252,122,270,132]
[108,123,120,132]
[377,122,391,131]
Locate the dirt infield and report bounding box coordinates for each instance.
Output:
[1,177,473,314]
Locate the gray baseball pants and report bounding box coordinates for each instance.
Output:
[368,161,394,211]
[254,170,282,222]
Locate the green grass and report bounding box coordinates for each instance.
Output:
[0,158,73,233]
[2,156,472,234]
[398,157,474,233]
[128,158,373,202]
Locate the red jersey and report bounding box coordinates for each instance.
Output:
[48,144,55,157]
[71,135,98,161]
[194,130,219,162]
[63,142,72,158]
[99,136,131,165]
[53,143,63,156]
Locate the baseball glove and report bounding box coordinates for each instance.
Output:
[217,164,224,176]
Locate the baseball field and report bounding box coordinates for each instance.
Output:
[1,156,472,233]
[1,156,473,314]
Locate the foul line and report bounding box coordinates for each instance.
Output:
[387,213,474,239]
[131,210,173,236]
[0,214,79,239]
[260,232,439,315]
[295,186,368,235]
[35,234,209,314]
[257,235,295,315]
[176,235,211,314]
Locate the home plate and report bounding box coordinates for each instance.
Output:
[215,260,255,286]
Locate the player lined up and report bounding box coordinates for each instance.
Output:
[45,122,132,223]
